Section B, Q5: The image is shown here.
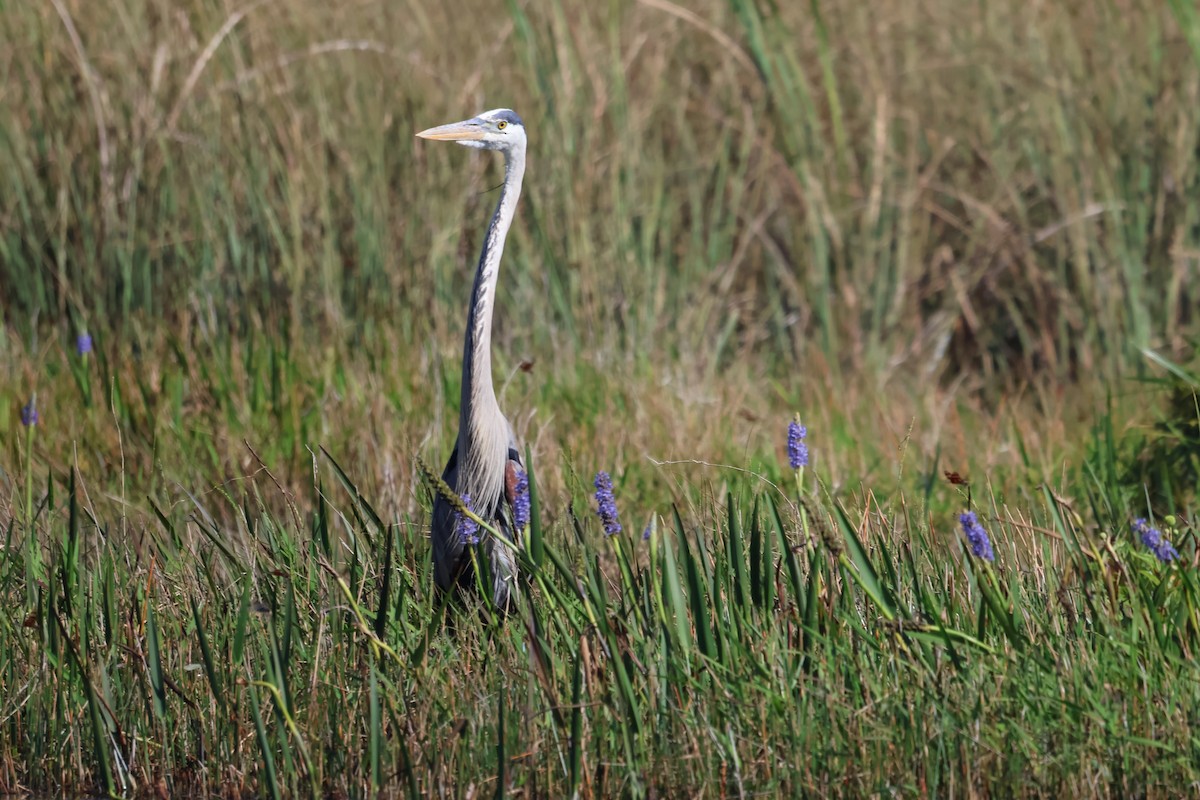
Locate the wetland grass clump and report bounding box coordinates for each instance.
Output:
[2,388,1199,796]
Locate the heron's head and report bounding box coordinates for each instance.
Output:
[415,109,526,153]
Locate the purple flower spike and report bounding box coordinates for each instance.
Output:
[513,469,531,531]
[20,400,38,427]
[457,494,480,546]
[77,333,93,355]
[787,420,808,469]
[1133,518,1178,563]
[959,511,995,562]
[593,471,622,536]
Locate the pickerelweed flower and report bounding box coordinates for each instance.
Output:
[593,471,622,536]
[642,522,652,541]
[1133,518,1178,563]
[787,420,808,469]
[457,494,480,546]
[959,511,995,562]
[20,399,38,427]
[77,333,93,355]
[512,468,531,531]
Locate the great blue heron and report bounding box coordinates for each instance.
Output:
[416,108,527,612]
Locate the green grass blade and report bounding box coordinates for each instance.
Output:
[526,447,544,570]
[660,521,691,657]
[494,683,507,800]
[189,595,225,713]
[833,504,897,622]
[568,643,584,799]
[727,491,749,612]
[675,505,714,660]
[146,605,168,720]
[369,663,381,795]
[375,522,394,640]
[249,685,283,800]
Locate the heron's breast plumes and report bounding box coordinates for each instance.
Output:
[458,402,510,520]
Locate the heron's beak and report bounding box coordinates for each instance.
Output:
[415,119,486,141]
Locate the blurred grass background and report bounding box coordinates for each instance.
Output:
[5,0,1198,371]
[2,0,1200,795]
[3,0,1198,509]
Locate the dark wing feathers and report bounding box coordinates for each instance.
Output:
[430,444,463,592]
[430,444,524,608]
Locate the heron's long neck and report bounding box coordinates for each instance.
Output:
[458,145,525,475]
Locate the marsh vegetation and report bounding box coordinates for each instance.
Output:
[3,0,1200,796]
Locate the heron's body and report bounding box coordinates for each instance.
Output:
[418,108,528,612]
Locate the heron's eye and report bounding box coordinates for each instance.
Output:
[497,121,508,130]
